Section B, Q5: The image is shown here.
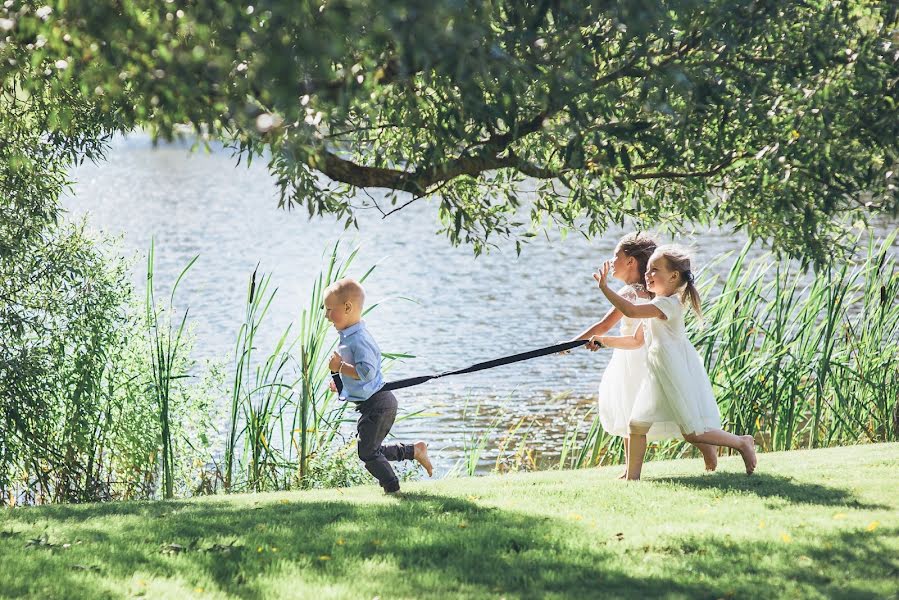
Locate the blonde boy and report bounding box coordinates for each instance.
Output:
[324,278,432,493]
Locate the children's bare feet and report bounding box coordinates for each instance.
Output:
[739,435,757,475]
[414,441,433,477]
[700,445,718,472]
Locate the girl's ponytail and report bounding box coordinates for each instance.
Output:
[681,270,702,319]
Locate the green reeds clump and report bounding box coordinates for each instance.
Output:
[694,231,899,452]
[223,243,394,492]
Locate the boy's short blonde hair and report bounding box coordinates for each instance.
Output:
[324,278,366,307]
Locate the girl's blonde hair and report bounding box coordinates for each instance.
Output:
[617,232,658,290]
[653,245,702,318]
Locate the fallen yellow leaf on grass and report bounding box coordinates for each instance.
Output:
[780,533,792,543]
[319,555,331,561]
[866,521,879,532]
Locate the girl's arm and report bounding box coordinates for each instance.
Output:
[593,323,645,350]
[594,262,666,320]
[570,306,622,342]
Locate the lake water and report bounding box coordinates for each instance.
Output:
[63,134,898,474]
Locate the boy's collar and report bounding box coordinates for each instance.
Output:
[338,320,365,337]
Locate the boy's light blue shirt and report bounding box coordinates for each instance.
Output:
[336,320,384,402]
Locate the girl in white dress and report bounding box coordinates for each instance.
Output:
[572,233,717,476]
[591,245,757,480]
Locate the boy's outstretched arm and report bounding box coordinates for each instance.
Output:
[595,262,666,320]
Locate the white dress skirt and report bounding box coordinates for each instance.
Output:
[597,285,647,438]
[630,294,722,440]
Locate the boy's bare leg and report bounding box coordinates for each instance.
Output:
[684,431,756,475]
[626,434,647,480]
[414,441,433,477]
[692,442,718,471]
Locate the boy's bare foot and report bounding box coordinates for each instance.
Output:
[414,441,433,477]
[699,445,718,472]
[618,471,627,480]
[739,435,757,475]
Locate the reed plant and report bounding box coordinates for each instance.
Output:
[696,232,898,452]
[447,402,502,477]
[223,243,397,492]
[144,239,198,499]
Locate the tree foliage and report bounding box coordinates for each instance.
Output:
[2,0,897,259]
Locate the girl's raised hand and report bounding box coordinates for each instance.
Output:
[593,260,612,289]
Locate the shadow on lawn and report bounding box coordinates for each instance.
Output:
[1,492,896,599]
[653,472,890,509]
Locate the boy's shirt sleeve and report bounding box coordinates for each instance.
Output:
[352,336,381,382]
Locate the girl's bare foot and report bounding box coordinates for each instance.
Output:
[618,471,627,480]
[414,441,433,477]
[739,435,757,475]
[699,445,718,472]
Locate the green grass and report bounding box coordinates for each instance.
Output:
[2,444,897,600]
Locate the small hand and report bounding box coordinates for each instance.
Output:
[328,351,342,372]
[328,378,338,393]
[588,335,604,351]
[593,260,612,290]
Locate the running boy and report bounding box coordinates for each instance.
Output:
[324,278,433,493]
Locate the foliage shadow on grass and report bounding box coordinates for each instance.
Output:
[652,472,890,509]
[2,492,896,599]
[0,492,747,599]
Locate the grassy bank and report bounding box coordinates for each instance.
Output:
[1,443,897,599]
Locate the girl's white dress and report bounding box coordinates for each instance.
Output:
[597,285,647,438]
[630,294,721,440]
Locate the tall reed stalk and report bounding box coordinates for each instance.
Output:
[145,239,197,499]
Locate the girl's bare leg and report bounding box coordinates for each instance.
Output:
[620,437,630,479]
[691,442,718,471]
[683,430,756,474]
[626,434,647,480]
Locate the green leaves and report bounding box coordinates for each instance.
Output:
[2,0,897,264]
